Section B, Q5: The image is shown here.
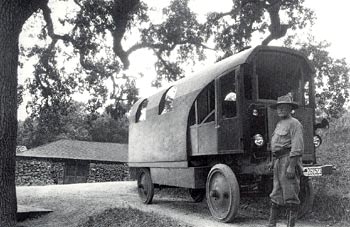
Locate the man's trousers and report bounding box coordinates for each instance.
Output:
[270,155,302,205]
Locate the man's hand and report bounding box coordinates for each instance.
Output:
[267,157,275,171]
[286,165,296,179]
[286,156,300,179]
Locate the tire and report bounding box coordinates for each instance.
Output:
[137,168,154,204]
[298,176,314,217]
[206,164,240,223]
[189,188,205,203]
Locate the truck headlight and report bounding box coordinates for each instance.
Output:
[313,135,322,148]
[253,134,264,147]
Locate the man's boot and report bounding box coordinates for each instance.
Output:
[287,204,299,227]
[267,202,279,227]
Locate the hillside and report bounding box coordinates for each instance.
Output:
[311,113,350,224]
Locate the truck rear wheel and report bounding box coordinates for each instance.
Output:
[206,164,240,223]
[298,176,314,217]
[137,168,154,204]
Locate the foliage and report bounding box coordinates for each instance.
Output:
[311,113,350,223]
[20,0,316,118]
[286,37,350,118]
[17,101,128,148]
[203,0,314,56]
[17,85,24,107]
[89,113,128,143]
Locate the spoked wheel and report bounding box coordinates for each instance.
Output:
[137,168,154,204]
[298,176,314,217]
[206,164,240,223]
[189,188,205,203]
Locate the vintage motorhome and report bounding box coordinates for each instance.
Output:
[128,46,331,222]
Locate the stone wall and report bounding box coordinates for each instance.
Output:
[16,158,64,186]
[87,163,129,182]
[16,157,129,186]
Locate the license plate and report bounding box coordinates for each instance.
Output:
[303,166,323,176]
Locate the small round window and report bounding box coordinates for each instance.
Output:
[159,86,177,115]
[136,99,148,122]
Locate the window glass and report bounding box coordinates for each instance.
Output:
[257,72,302,102]
[196,82,215,124]
[159,86,177,114]
[189,105,196,126]
[304,80,310,106]
[243,63,253,100]
[221,72,237,118]
[256,52,308,104]
[136,99,148,122]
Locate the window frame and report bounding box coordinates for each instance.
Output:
[136,99,148,123]
[189,82,215,126]
[159,86,177,115]
[218,71,238,119]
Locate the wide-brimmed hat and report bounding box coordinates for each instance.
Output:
[270,94,299,110]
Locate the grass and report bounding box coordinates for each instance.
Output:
[309,113,350,224]
[76,207,191,227]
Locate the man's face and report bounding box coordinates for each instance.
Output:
[276,104,292,118]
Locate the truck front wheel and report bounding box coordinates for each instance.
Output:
[206,164,240,223]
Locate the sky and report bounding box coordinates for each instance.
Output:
[17,0,350,120]
[303,0,350,61]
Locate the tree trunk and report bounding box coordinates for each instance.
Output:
[0,1,42,226]
[0,11,20,227]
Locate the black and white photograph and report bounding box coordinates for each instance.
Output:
[0,0,349,226]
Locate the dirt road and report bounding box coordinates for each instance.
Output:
[17,181,328,227]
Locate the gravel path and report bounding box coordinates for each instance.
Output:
[16,181,332,227]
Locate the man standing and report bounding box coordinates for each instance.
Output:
[267,94,304,227]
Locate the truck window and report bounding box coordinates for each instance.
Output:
[243,63,253,100]
[255,52,309,104]
[136,99,148,122]
[190,82,215,125]
[220,72,237,118]
[159,86,177,114]
[304,80,310,106]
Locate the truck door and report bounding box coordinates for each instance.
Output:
[189,82,218,155]
[216,70,242,153]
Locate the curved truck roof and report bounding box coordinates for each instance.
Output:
[128,45,314,167]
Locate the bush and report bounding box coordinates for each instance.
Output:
[311,113,350,223]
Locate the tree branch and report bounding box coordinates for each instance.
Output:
[154,51,181,82]
[110,0,140,69]
[262,0,289,45]
[125,43,164,56]
[73,0,82,8]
